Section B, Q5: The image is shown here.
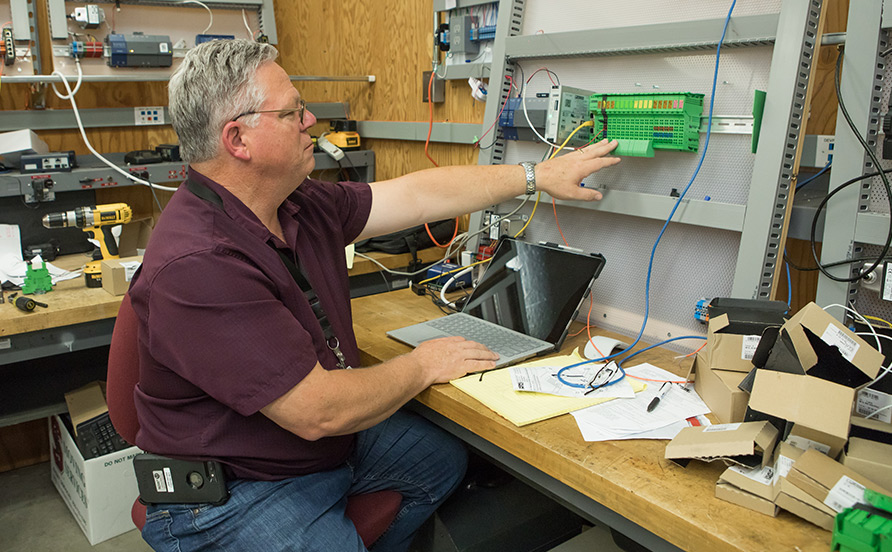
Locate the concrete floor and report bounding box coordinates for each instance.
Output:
[0,462,151,552]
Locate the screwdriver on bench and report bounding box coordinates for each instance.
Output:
[15,296,48,312]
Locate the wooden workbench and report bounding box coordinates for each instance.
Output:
[352,289,832,552]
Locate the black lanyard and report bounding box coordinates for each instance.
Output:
[186,179,350,369]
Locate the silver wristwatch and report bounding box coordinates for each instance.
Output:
[518,161,536,195]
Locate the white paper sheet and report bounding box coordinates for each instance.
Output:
[570,363,711,441]
[509,362,636,399]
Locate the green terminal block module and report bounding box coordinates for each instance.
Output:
[831,489,892,552]
[21,260,53,294]
[588,92,705,157]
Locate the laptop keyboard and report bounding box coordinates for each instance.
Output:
[428,315,544,357]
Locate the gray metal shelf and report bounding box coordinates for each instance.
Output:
[0,102,351,132]
[814,0,888,312]
[504,14,779,59]
[0,150,375,198]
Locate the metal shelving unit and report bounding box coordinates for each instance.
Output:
[814,0,890,316]
[472,0,826,305]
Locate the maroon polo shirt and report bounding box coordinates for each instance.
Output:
[129,169,372,480]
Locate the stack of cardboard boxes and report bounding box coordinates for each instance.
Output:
[669,299,892,531]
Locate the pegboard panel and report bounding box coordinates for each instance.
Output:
[510,47,771,205]
[493,193,738,352]
[519,0,782,36]
[854,243,892,322]
[49,1,263,79]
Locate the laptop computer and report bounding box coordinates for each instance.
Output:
[387,237,606,368]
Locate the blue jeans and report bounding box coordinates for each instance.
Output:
[141,410,467,552]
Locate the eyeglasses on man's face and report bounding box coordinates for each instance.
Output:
[231,98,307,124]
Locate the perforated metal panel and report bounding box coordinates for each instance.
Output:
[520,0,781,35]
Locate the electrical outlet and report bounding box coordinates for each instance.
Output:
[135,107,165,125]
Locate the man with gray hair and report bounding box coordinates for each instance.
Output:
[129,38,619,551]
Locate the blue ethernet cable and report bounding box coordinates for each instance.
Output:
[795,161,832,191]
[556,0,737,390]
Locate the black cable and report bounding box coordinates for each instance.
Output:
[809,48,892,282]
[785,245,892,272]
[809,168,892,275]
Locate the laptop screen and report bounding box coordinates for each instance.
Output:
[462,237,606,345]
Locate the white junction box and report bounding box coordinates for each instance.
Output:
[135,107,166,125]
[49,414,142,545]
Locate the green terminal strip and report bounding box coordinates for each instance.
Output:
[21,260,54,295]
[831,489,892,552]
[588,92,705,157]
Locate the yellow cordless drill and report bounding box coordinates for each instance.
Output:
[42,203,133,287]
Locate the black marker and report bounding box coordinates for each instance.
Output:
[647,382,672,413]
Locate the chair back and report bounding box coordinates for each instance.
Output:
[106,293,141,444]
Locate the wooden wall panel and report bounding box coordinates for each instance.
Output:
[275,0,486,180]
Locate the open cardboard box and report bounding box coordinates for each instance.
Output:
[785,302,883,387]
[772,442,838,530]
[118,217,153,257]
[665,420,778,469]
[704,298,789,373]
[746,370,854,458]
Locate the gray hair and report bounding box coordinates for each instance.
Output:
[168,39,279,163]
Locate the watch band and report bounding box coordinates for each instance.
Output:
[518,161,537,195]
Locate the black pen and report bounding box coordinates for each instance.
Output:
[647,382,672,413]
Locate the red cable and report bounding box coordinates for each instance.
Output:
[552,198,569,247]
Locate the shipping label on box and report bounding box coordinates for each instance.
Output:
[101,256,143,296]
[786,448,892,516]
[48,415,141,545]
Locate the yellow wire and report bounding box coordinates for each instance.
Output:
[863,314,892,328]
[513,120,594,238]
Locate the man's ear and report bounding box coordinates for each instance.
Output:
[221,121,251,161]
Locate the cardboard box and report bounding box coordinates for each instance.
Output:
[784,302,883,386]
[49,414,141,545]
[665,420,778,468]
[786,449,892,515]
[774,477,836,530]
[704,299,788,373]
[841,437,892,491]
[849,415,892,446]
[747,370,854,458]
[719,462,780,502]
[715,481,778,517]
[693,351,748,424]
[101,256,143,296]
[118,218,153,257]
[64,381,111,433]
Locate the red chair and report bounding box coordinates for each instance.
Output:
[106,293,401,547]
